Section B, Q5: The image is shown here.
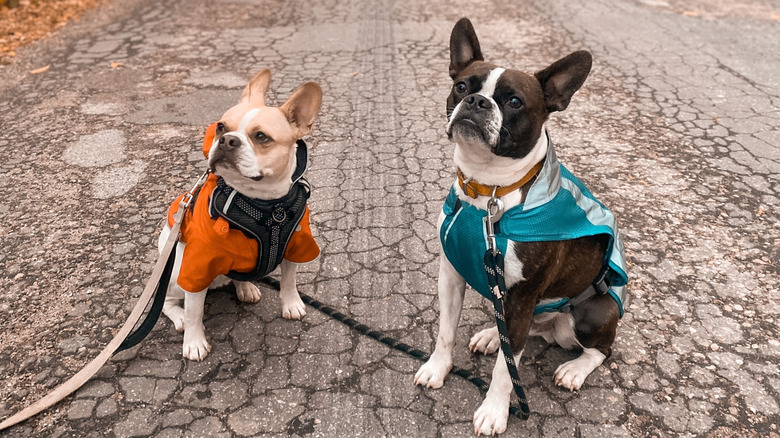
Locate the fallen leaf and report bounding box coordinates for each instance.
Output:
[683,10,699,17]
[29,64,50,74]
[8,51,15,57]
[110,61,124,68]
[771,13,780,21]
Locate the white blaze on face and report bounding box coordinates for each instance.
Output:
[479,68,505,147]
[447,67,506,148]
[480,68,505,99]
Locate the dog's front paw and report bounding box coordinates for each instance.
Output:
[235,281,262,303]
[182,326,211,361]
[414,354,452,389]
[473,395,509,436]
[469,326,500,355]
[281,293,306,320]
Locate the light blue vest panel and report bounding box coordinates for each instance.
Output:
[440,142,628,316]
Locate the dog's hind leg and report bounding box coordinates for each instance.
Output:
[554,293,619,391]
[469,326,500,355]
[162,287,185,333]
[234,280,262,303]
[159,227,186,332]
[554,347,606,391]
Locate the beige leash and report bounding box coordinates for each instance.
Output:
[0,171,209,431]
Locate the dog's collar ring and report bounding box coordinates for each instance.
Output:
[272,206,287,223]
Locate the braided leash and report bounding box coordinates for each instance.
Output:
[481,194,531,419]
[483,250,531,420]
[257,277,529,420]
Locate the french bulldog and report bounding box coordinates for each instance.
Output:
[414,18,628,435]
[159,69,322,361]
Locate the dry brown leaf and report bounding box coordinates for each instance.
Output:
[29,64,50,74]
[110,61,123,68]
[0,0,110,59]
[771,13,780,21]
[683,10,699,17]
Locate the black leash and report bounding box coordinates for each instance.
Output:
[257,277,529,420]
[483,250,531,420]
[110,261,530,419]
[111,190,530,419]
[480,195,532,420]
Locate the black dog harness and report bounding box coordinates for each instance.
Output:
[207,140,311,281]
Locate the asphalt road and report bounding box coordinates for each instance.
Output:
[1,0,779,436]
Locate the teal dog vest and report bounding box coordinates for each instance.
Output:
[440,138,628,316]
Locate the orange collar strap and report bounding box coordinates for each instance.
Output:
[457,161,544,199]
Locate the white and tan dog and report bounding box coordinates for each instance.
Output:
[415,18,628,435]
[159,69,322,361]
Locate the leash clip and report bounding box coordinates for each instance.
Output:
[485,187,504,256]
[181,169,211,210]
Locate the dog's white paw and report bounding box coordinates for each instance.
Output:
[473,394,509,436]
[414,354,451,389]
[182,326,211,361]
[553,347,606,392]
[469,326,500,355]
[281,293,306,320]
[235,281,262,303]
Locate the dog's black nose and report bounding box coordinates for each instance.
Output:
[464,94,492,111]
[219,134,242,149]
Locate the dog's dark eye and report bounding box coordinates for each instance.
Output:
[508,96,524,108]
[216,122,225,132]
[254,131,270,143]
[455,82,467,93]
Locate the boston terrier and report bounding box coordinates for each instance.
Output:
[414,18,628,435]
[159,69,322,361]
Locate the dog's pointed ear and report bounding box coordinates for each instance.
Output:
[449,17,484,79]
[240,68,272,105]
[534,51,592,113]
[280,82,322,137]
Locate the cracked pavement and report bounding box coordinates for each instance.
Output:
[1,0,779,436]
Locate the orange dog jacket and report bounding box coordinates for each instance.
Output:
[167,123,320,293]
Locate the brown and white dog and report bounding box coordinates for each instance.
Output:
[414,18,626,435]
[158,69,322,361]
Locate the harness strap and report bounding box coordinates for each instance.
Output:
[533,265,618,316]
[483,249,531,420]
[210,177,310,282]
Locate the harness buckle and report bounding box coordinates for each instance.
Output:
[592,268,610,295]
